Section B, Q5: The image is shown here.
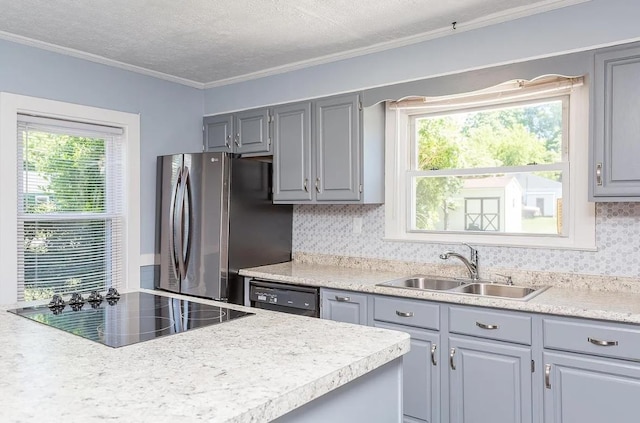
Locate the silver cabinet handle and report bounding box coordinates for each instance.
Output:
[395,310,414,317]
[431,344,437,366]
[225,134,231,149]
[588,337,619,347]
[234,133,240,147]
[545,364,551,389]
[335,296,350,302]
[315,177,320,193]
[450,348,456,370]
[303,178,309,192]
[476,321,499,330]
[596,162,603,186]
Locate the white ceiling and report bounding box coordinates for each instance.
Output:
[0,0,586,88]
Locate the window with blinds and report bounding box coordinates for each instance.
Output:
[17,115,125,301]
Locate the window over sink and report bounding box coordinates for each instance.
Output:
[384,75,595,249]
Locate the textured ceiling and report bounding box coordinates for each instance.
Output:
[0,0,585,87]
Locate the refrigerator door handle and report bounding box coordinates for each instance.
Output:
[175,167,188,282]
[169,169,182,282]
[180,166,193,280]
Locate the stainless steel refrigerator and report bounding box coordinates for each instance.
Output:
[155,152,292,304]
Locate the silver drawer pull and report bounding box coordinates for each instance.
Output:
[335,296,350,302]
[431,344,437,366]
[588,337,619,347]
[476,321,499,330]
[395,310,414,318]
[450,348,456,370]
[545,364,551,389]
[596,162,603,186]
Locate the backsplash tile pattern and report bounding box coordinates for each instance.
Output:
[292,203,640,278]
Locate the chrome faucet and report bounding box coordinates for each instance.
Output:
[439,243,479,280]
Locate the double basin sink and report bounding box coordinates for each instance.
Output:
[377,276,549,301]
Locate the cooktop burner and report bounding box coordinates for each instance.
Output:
[8,291,253,348]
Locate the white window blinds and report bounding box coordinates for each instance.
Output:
[16,114,126,301]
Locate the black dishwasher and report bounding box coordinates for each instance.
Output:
[249,279,319,317]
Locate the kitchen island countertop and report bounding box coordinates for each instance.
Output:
[0,289,409,423]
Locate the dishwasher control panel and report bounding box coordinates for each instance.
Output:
[249,280,318,312]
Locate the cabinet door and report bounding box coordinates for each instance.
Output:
[543,351,640,423]
[449,336,532,423]
[593,46,640,198]
[235,108,271,155]
[375,321,440,423]
[273,102,313,202]
[314,94,361,202]
[321,289,367,325]
[204,114,233,152]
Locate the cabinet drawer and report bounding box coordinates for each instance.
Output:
[544,318,640,361]
[449,306,532,345]
[373,296,439,330]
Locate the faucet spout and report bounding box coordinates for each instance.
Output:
[440,244,479,280]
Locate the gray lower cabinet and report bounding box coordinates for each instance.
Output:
[592,43,640,200]
[320,288,368,325]
[542,316,640,422]
[273,92,384,204]
[448,336,532,423]
[372,295,440,423]
[447,306,533,423]
[543,351,640,423]
[320,290,640,423]
[204,108,271,155]
[375,321,440,423]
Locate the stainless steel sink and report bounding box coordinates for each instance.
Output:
[450,283,549,301]
[379,275,466,291]
[377,276,549,301]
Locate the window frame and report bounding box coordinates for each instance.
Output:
[0,93,140,304]
[384,78,596,250]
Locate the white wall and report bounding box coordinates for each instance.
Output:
[0,39,204,259]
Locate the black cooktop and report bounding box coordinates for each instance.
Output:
[8,291,253,348]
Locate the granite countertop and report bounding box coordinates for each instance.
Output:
[240,261,640,325]
[0,289,409,423]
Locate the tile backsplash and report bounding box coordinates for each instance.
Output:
[292,203,640,278]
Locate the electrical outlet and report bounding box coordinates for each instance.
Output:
[352,217,363,234]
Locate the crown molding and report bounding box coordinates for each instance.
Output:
[0,30,205,89]
[202,0,589,88]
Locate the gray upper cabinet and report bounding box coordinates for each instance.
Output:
[315,94,360,202]
[204,113,233,153]
[592,44,640,200]
[204,108,272,156]
[273,102,313,202]
[235,108,271,155]
[273,93,384,204]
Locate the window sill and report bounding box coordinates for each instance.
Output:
[382,233,597,251]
